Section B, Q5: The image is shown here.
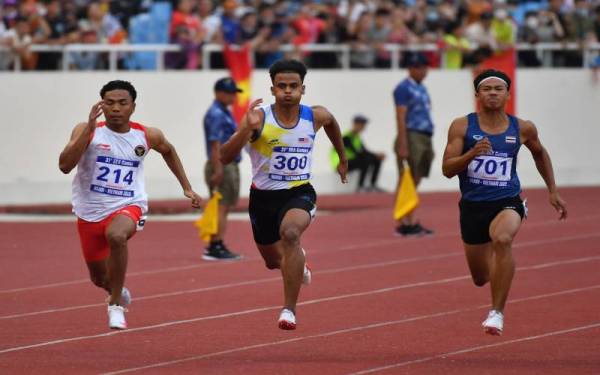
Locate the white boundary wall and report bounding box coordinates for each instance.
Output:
[1,69,598,205]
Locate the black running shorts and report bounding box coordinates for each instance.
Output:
[248,183,317,245]
[459,195,526,245]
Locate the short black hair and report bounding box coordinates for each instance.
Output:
[473,69,511,91]
[100,80,137,102]
[269,59,307,82]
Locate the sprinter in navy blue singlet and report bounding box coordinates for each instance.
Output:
[441,69,567,337]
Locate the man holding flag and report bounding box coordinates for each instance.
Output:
[393,52,435,236]
[200,77,243,261]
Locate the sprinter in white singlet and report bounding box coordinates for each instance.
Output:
[221,59,348,330]
[59,80,202,330]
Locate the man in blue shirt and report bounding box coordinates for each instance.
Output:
[202,77,243,260]
[393,52,435,236]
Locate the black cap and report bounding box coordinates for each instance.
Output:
[214,77,242,93]
[405,52,428,67]
[353,114,369,124]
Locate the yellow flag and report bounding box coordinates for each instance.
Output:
[393,164,419,220]
[194,191,222,243]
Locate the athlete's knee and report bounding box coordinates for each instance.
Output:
[264,259,280,270]
[106,230,128,248]
[492,232,513,250]
[90,273,107,289]
[280,225,301,245]
[472,276,488,287]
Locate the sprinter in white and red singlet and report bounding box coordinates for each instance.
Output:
[59,80,202,330]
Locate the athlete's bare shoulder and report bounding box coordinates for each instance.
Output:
[68,122,92,140]
[136,125,162,150]
[448,116,469,136]
[311,105,335,130]
[516,117,538,144]
[310,105,331,119]
[516,117,536,131]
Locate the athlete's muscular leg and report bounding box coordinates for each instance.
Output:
[278,209,311,312]
[257,243,282,270]
[86,260,110,293]
[104,215,136,306]
[463,243,493,287]
[488,209,522,312]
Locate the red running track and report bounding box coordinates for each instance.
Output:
[0,187,599,374]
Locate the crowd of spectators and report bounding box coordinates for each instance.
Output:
[2,0,600,70]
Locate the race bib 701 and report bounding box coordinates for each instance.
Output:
[467,155,512,182]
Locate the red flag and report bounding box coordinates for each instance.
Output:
[475,49,517,115]
[223,44,252,124]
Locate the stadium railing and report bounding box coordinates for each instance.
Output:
[1,42,599,71]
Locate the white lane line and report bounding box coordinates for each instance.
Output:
[348,322,600,375]
[0,234,600,320]
[101,285,600,375]
[0,260,252,294]
[1,255,598,355]
[2,231,598,319]
[2,217,598,295]
[0,253,460,320]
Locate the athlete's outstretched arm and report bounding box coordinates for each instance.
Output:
[313,105,348,184]
[147,127,202,208]
[221,99,263,164]
[58,101,103,174]
[521,120,567,219]
[442,117,492,178]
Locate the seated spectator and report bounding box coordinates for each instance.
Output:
[368,7,392,68]
[465,11,495,62]
[442,19,470,69]
[348,10,374,68]
[255,2,290,68]
[238,8,269,48]
[167,0,204,69]
[1,15,35,70]
[309,11,343,68]
[331,114,386,193]
[518,11,543,67]
[80,1,125,44]
[387,7,417,66]
[198,0,221,44]
[37,0,74,70]
[69,27,104,70]
[220,0,239,45]
[491,8,516,53]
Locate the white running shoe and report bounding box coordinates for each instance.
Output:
[105,287,132,307]
[107,304,127,330]
[278,308,296,330]
[301,248,311,285]
[482,310,504,336]
[303,264,312,285]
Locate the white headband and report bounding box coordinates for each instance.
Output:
[477,76,509,89]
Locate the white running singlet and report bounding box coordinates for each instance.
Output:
[72,121,149,221]
[245,104,316,190]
